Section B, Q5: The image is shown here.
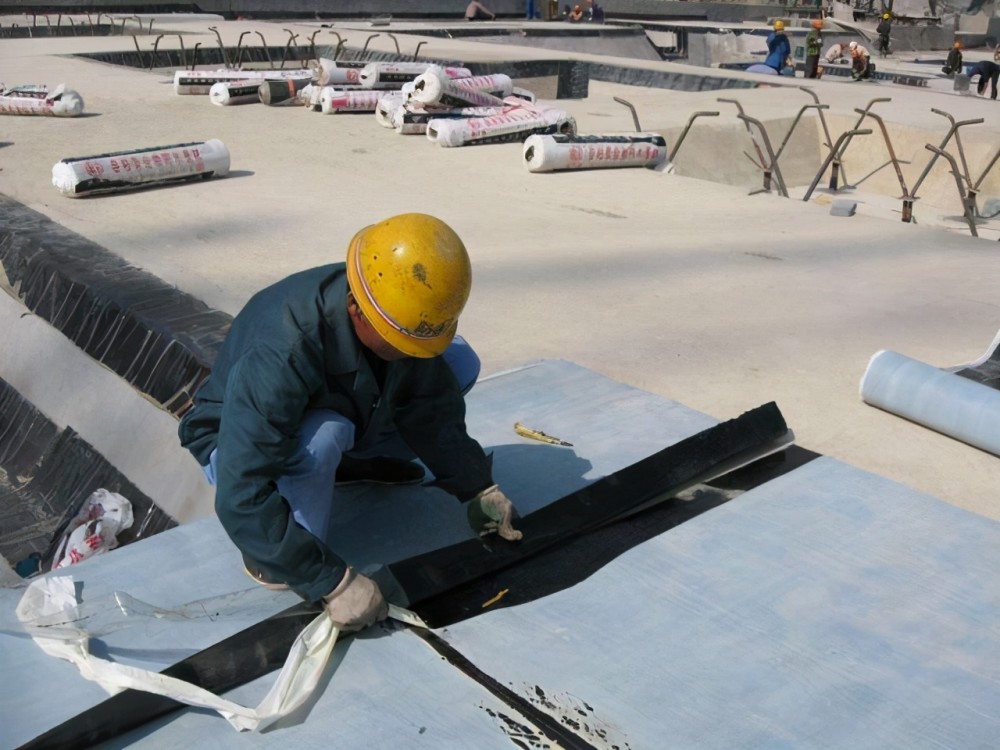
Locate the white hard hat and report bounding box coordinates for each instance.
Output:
[849,41,858,49]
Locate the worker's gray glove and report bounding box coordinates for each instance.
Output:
[322,568,388,632]
[467,484,524,542]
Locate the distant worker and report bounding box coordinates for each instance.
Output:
[942,41,963,77]
[766,19,792,74]
[805,19,824,79]
[876,12,892,57]
[465,0,496,20]
[968,59,1000,99]
[568,4,584,21]
[179,213,525,633]
[849,40,872,81]
[590,0,605,22]
[824,41,848,64]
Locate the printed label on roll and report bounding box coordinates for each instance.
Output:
[522,132,669,172]
[320,88,385,113]
[52,139,231,197]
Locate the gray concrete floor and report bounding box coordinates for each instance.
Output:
[2,14,1000,525]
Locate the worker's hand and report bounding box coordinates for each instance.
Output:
[322,568,388,632]
[467,484,524,542]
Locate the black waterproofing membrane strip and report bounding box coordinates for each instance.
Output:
[19,401,789,750]
[387,401,788,608]
[0,194,231,415]
[955,335,1000,390]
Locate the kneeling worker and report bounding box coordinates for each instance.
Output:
[849,40,872,81]
[179,213,524,632]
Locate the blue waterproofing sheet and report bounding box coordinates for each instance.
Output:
[440,456,1000,749]
[1,359,716,748]
[92,446,1000,746]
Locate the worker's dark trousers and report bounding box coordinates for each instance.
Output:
[202,336,481,538]
[804,54,820,78]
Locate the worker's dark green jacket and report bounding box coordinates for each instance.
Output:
[178,264,494,601]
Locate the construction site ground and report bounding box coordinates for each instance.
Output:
[1,14,1000,546]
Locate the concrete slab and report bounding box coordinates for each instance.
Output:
[1,17,1000,529]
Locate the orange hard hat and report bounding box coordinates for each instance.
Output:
[811,19,824,29]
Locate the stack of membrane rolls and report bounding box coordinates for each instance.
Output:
[285,59,576,148]
[374,65,577,147]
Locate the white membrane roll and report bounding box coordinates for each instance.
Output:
[208,80,261,106]
[426,107,575,147]
[359,62,472,89]
[312,58,367,86]
[374,91,407,128]
[0,84,84,117]
[409,70,512,108]
[523,132,668,172]
[173,68,312,95]
[52,139,230,197]
[510,86,536,103]
[320,88,384,113]
[392,104,505,134]
[860,349,1000,456]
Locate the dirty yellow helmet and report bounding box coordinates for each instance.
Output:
[882,12,890,18]
[773,19,785,31]
[346,213,471,358]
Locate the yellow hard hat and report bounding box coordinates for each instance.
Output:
[346,213,471,358]
[774,19,784,31]
[882,12,890,18]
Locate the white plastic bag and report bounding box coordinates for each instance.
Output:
[51,489,134,570]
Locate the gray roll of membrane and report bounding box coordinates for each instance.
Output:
[258,78,313,106]
[859,349,1000,456]
[523,132,668,172]
[52,140,230,197]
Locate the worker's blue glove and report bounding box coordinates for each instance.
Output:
[322,568,388,632]
[467,484,524,541]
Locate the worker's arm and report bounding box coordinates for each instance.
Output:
[214,346,347,602]
[393,358,523,541]
[393,357,495,499]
